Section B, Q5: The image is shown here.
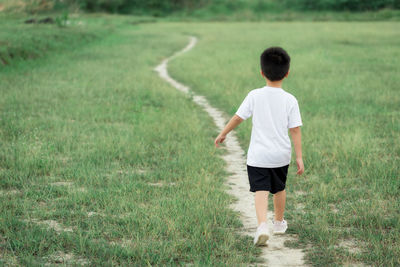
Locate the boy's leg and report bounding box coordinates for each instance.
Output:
[273,189,286,221]
[255,190,269,225]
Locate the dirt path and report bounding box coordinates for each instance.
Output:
[155,36,307,267]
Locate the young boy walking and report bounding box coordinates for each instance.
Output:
[214,47,304,246]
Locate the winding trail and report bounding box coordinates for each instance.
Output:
[155,36,307,266]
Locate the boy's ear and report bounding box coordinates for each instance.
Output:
[260,70,265,78]
[285,70,290,77]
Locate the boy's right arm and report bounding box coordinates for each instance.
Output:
[214,115,243,147]
[289,126,304,175]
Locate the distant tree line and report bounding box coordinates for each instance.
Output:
[59,0,210,14]
[286,0,400,11]
[57,0,400,14]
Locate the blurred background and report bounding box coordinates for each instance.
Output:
[1,0,399,18]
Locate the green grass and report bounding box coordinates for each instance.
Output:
[0,13,155,67]
[0,14,94,66]
[1,16,399,266]
[0,18,260,266]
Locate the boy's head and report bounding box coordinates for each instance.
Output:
[260,47,290,81]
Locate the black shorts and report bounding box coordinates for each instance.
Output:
[247,164,289,194]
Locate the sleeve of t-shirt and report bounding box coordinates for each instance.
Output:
[235,92,253,120]
[288,98,302,128]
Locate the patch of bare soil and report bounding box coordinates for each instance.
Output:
[0,189,21,196]
[24,219,74,234]
[50,181,74,187]
[338,238,363,254]
[147,182,176,187]
[43,251,89,266]
[109,238,133,248]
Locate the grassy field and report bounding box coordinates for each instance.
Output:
[0,13,157,67]
[1,15,399,266]
[0,18,259,266]
[0,14,95,66]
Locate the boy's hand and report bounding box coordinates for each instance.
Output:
[214,134,226,147]
[296,158,304,175]
[214,115,243,148]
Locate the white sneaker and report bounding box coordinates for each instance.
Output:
[273,219,288,234]
[253,222,270,246]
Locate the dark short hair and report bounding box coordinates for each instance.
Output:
[260,47,290,81]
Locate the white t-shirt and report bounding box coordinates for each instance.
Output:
[235,86,302,168]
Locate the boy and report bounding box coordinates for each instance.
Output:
[214,47,304,246]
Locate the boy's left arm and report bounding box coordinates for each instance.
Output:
[214,115,244,147]
[289,126,304,175]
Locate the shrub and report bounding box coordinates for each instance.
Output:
[57,0,210,14]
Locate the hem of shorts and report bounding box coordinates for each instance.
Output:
[250,186,286,194]
[249,186,271,193]
[247,162,290,168]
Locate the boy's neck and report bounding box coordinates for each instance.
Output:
[266,80,283,88]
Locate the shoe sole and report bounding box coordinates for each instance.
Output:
[254,233,269,246]
[273,228,287,235]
